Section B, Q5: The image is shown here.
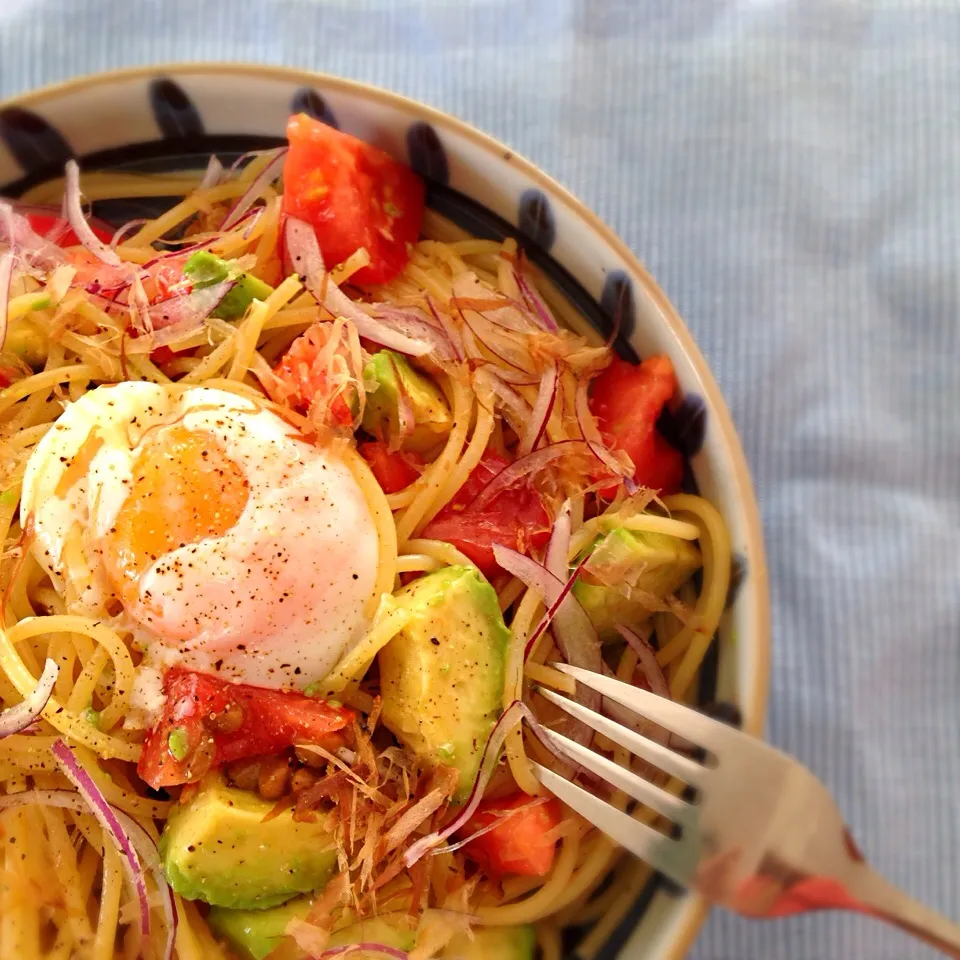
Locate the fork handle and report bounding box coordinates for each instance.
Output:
[849,866,960,958]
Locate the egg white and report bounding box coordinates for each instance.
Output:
[21,382,380,690]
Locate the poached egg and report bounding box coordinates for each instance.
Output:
[20,382,380,690]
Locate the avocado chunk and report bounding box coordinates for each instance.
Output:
[158,778,337,909]
[573,526,701,640]
[183,251,274,320]
[209,896,311,960]
[209,902,417,960]
[362,350,452,453]
[379,566,509,800]
[444,925,536,959]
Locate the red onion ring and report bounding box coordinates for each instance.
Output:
[63,161,122,266]
[110,219,149,249]
[617,623,670,700]
[198,154,224,190]
[221,148,287,230]
[51,740,151,938]
[0,657,57,738]
[493,545,601,744]
[518,361,558,456]
[514,267,559,331]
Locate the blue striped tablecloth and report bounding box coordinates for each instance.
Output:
[2,2,958,957]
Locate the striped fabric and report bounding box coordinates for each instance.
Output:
[2,2,959,958]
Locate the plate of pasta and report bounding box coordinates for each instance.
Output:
[0,66,769,960]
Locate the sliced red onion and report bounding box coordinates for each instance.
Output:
[493,545,601,744]
[221,147,287,230]
[51,740,150,938]
[140,238,214,268]
[517,361,558,456]
[545,499,572,581]
[468,440,593,514]
[110,218,149,249]
[0,657,57,738]
[319,946,409,959]
[433,797,550,855]
[472,366,531,431]
[63,161,122,266]
[453,300,533,373]
[575,379,635,483]
[451,274,534,334]
[482,364,538,386]
[226,147,279,179]
[404,700,528,867]
[0,786,176,959]
[0,251,13,353]
[514,267,558,331]
[125,280,236,352]
[284,217,433,357]
[241,206,265,240]
[198,154,224,190]
[424,295,464,361]
[494,546,593,663]
[0,201,65,267]
[284,215,325,280]
[617,623,670,700]
[371,304,458,360]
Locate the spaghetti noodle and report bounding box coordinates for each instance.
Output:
[0,116,731,960]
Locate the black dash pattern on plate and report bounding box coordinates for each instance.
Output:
[406,122,449,185]
[726,553,747,610]
[149,78,205,140]
[599,269,637,349]
[659,393,707,460]
[291,88,339,129]
[517,188,556,251]
[0,107,73,172]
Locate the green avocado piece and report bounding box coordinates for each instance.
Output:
[443,925,536,959]
[183,251,274,320]
[158,778,338,910]
[573,527,701,640]
[209,901,417,960]
[380,566,510,801]
[362,350,452,453]
[208,896,311,960]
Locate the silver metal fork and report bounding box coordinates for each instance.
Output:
[532,663,960,957]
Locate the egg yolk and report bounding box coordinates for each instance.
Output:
[100,425,249,607]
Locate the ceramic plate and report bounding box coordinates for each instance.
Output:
[0,64,769,960]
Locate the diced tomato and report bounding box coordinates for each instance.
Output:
[589,355,684,494]
[23,211,114,248]
[461,793,563,878]
[359,440,423,493]
[282,113,425,285]
[138,669,355,789]
[273,324,359,427]
[421,453,551,578]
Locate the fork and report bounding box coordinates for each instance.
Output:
[531,663,960,957]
